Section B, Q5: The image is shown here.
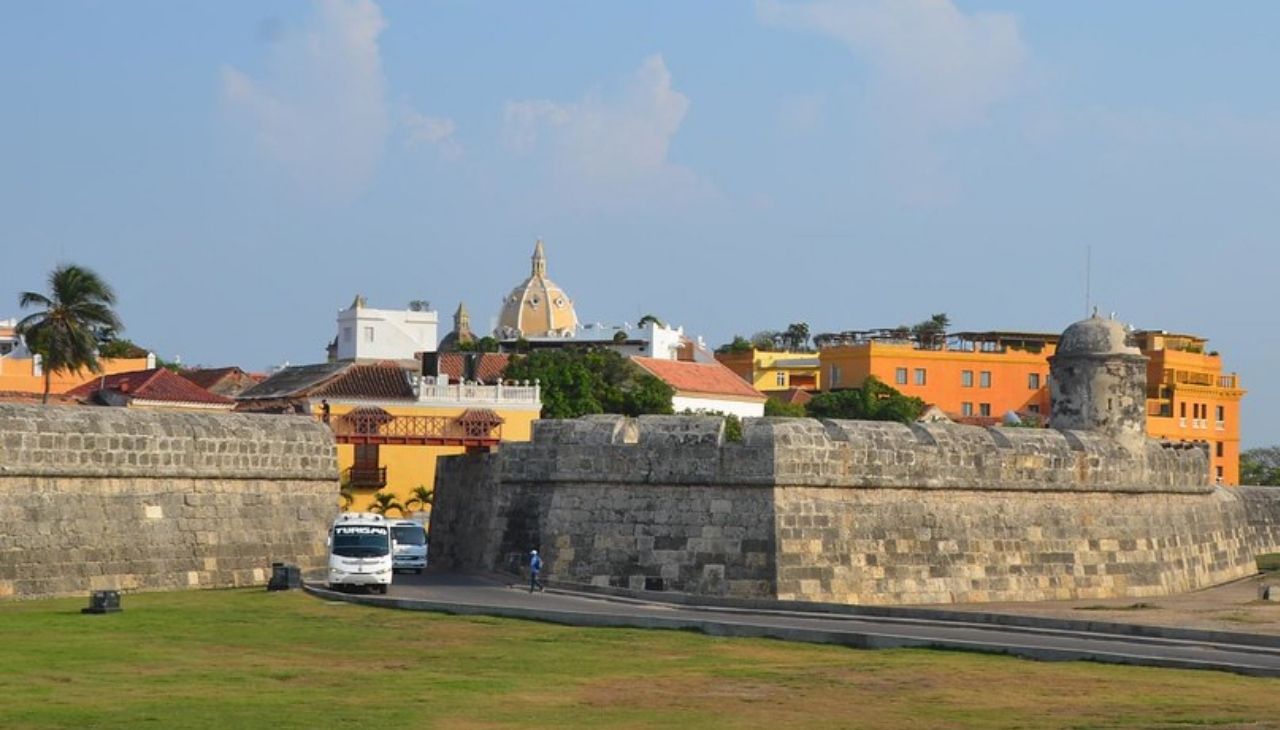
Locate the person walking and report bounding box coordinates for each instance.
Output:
[529,550,544,593]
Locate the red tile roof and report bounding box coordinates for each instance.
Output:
[179,367,241,390]
[630,357,766,401]
[436,353,511,384]
[775,388,813,406]
[66,368,235,405]
[312,364,415,399]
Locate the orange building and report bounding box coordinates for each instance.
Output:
[819,332,1055,422]
[1134,331,1245,485]
[816,329,1243,484]
[0,352,154,396]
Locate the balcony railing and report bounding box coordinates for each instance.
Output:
[413,377,539,405]
[345,466,387,489]
[330,409,505,443]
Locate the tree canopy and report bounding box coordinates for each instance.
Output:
[804,376,925,424]
[715,336,754,354]
[1242,447,1280,487]
[17,264,123,403]
[503,347,674,419]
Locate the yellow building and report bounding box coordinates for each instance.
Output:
[496,239,579,339]
[236,358,540,514]
[715,349,821,393]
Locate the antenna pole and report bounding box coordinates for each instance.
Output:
[1085,246,1092,317]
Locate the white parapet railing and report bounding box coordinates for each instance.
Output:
[414,376,541,406]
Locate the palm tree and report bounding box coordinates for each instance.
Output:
[339,488,355,511]
[368,491,405,516]
[405,485,434,516]
[17,264,122,404]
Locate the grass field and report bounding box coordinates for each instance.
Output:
[2,589,1279,729]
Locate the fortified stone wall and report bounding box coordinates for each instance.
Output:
[431,415,1280,605]
[0,404,338,600]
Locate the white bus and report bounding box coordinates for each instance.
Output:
[327,512,393,593]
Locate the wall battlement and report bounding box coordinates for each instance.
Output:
[431,414,1274,606]
[0,405,337,600]
[499,415,1208,493]
[0,405,336,480]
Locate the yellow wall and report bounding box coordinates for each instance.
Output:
[716,349,821,392]
[0,356,152,394]
[319,401,539,515]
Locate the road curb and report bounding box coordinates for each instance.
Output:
[302,583,1280,678]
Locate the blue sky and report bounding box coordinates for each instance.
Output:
[2,1,1277,445]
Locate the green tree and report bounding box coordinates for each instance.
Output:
[475,336,500,353]
[764,398,807,417]
[405,485,434,514]
[17,264,123,404]
[908,313,950,349]
[339,488,355,512]
[503,347,674,419]
[715,336,754,354]
[368,492,406,516]
[751,331,783,351]
[1242,447,1280,486]
[805,375,924,424]
[637,314,664,328]
[784,322,811,351]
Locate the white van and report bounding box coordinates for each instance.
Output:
[327,512,393,593]
[390,520,428,573]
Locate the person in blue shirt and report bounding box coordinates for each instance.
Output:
[529,550,544,593]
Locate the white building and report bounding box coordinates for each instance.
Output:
[510,320,717,363]
[631,356,767,418]
[334,296,438,364]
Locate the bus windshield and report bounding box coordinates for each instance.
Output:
[332,525,390,558]
[392,525,426,545]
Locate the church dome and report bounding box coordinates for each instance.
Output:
[496,240,579,339]
[1057,313,1140,357]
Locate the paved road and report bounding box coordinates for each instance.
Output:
[306,572,1280,678]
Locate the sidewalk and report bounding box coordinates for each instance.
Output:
[939,573,1280,636]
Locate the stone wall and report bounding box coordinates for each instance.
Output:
[0,404,338,600]
[431,415,1280,605]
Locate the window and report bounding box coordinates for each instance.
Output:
[979,403,991,417]
[342,326,353,343]
[1180,402,1187,417]
[979,371,992,388]
[1216,466,1224,482]
[1028,404,1040,414]
[1216,442,1224,458]
[1216,405,1225,422]
[961,370,973,387]
[914,368,927,386]
[363,326,375,342]
[775,372,786,387]
[895,367,908,385]
[1028,373,1041,389]
[829,365,841,387]
[961,402,973,416]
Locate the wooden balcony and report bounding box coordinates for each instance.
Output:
[345,465,387,489]
[328,408,505,447]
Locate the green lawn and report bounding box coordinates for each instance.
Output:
[1,589,1278,729]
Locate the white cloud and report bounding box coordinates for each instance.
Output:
[503,55,713,208]
[402,110,460,158]
[758,0,1027,127]
[220,0,390,195]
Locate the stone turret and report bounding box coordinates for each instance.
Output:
[1049,313,1148,451]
